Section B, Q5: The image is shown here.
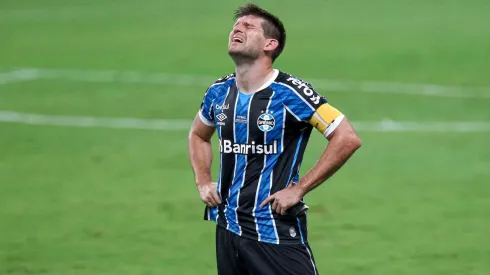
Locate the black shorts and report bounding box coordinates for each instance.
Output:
[215,225,319,275]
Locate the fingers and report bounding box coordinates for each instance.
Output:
[280,206,287,215]
[260,195,275,208]
[272,198,279,214]
[260,194,288,215]
[210,189,222,205]
[203,194,219,207]
[261,195,287,215]
[201,189,221,207]
[273,199,287,215]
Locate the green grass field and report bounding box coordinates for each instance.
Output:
[1,0,490,274]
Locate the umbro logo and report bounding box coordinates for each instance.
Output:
[216,113,227,122]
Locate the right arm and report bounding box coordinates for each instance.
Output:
[188,113,222,207]
[189,76,234,206]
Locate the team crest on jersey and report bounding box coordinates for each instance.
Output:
[257,112,275,132]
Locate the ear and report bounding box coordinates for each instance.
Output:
[264,39,279,53]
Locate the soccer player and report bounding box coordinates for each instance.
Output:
[188,3,361,275]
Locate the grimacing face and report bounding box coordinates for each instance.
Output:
[228,15,271,61]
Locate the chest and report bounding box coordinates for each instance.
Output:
[214,89,285,141]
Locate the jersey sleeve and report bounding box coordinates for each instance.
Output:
[198,86,217,127]
[198,73,235,127]
[283,76,345,137]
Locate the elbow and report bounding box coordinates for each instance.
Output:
[345,132,362,152]
[352,134,362,150]
[328,126,362,152]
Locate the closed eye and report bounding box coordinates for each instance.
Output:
[244,22,256,29]
[234,21,256,29]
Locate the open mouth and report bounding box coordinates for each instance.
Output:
[232,37,244,43]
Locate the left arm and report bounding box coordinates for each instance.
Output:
[261,104,361,215]
[295,117,361,196]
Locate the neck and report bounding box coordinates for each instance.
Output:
[234,58,274,94]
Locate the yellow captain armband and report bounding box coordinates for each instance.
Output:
[309,103,345,137]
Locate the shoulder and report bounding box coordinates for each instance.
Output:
[274,71,315,89]
[276,71,313,88]
[273,71,326,105]
[203,72,236,98]
[208,73,236,90]
[213,72,236,85]
[272,71,318,95]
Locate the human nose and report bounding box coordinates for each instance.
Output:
[232,23,245,34]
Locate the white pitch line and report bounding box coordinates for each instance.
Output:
[310,78,490,98]
[0,6,126,22]
[33,68,213,87]
[351,120,490,132]
[0,69,39,85]
[4,67,490,99]
[0,111,190,131]
[1,111,489,132]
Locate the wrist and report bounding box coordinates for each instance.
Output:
[294,181,309,198]
[195,177,212,187]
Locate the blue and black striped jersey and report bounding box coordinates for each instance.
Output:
[198,69,343,245]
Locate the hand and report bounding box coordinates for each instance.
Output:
[260,184,304,215]
[198,182,222,207]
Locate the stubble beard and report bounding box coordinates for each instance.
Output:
[228,46,259,66]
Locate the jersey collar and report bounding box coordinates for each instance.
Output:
[256,69,279,92]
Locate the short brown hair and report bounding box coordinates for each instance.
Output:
[234,3,286,62]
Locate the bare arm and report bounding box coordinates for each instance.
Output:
[188,113,221,206]
[296,117,361,196]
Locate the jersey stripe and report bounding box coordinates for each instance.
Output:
[225,90,241,234]
[264,91,285,243]
[290,128,311,187]
[251,90,275,242]
[297,216,305,244]
[218,86,238,229]
[271,110,304,194]
[216,87,231,199]
[216,86,233,227]
[239,89,273,240]
[234,92,255,235]
[253,91,280,244]
[286,132,305,186]
[226,91,253,235]
[281,105,286,152]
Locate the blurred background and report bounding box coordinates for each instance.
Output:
[1,0,489,274]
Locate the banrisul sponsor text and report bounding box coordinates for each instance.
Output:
[219,139,278,155]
